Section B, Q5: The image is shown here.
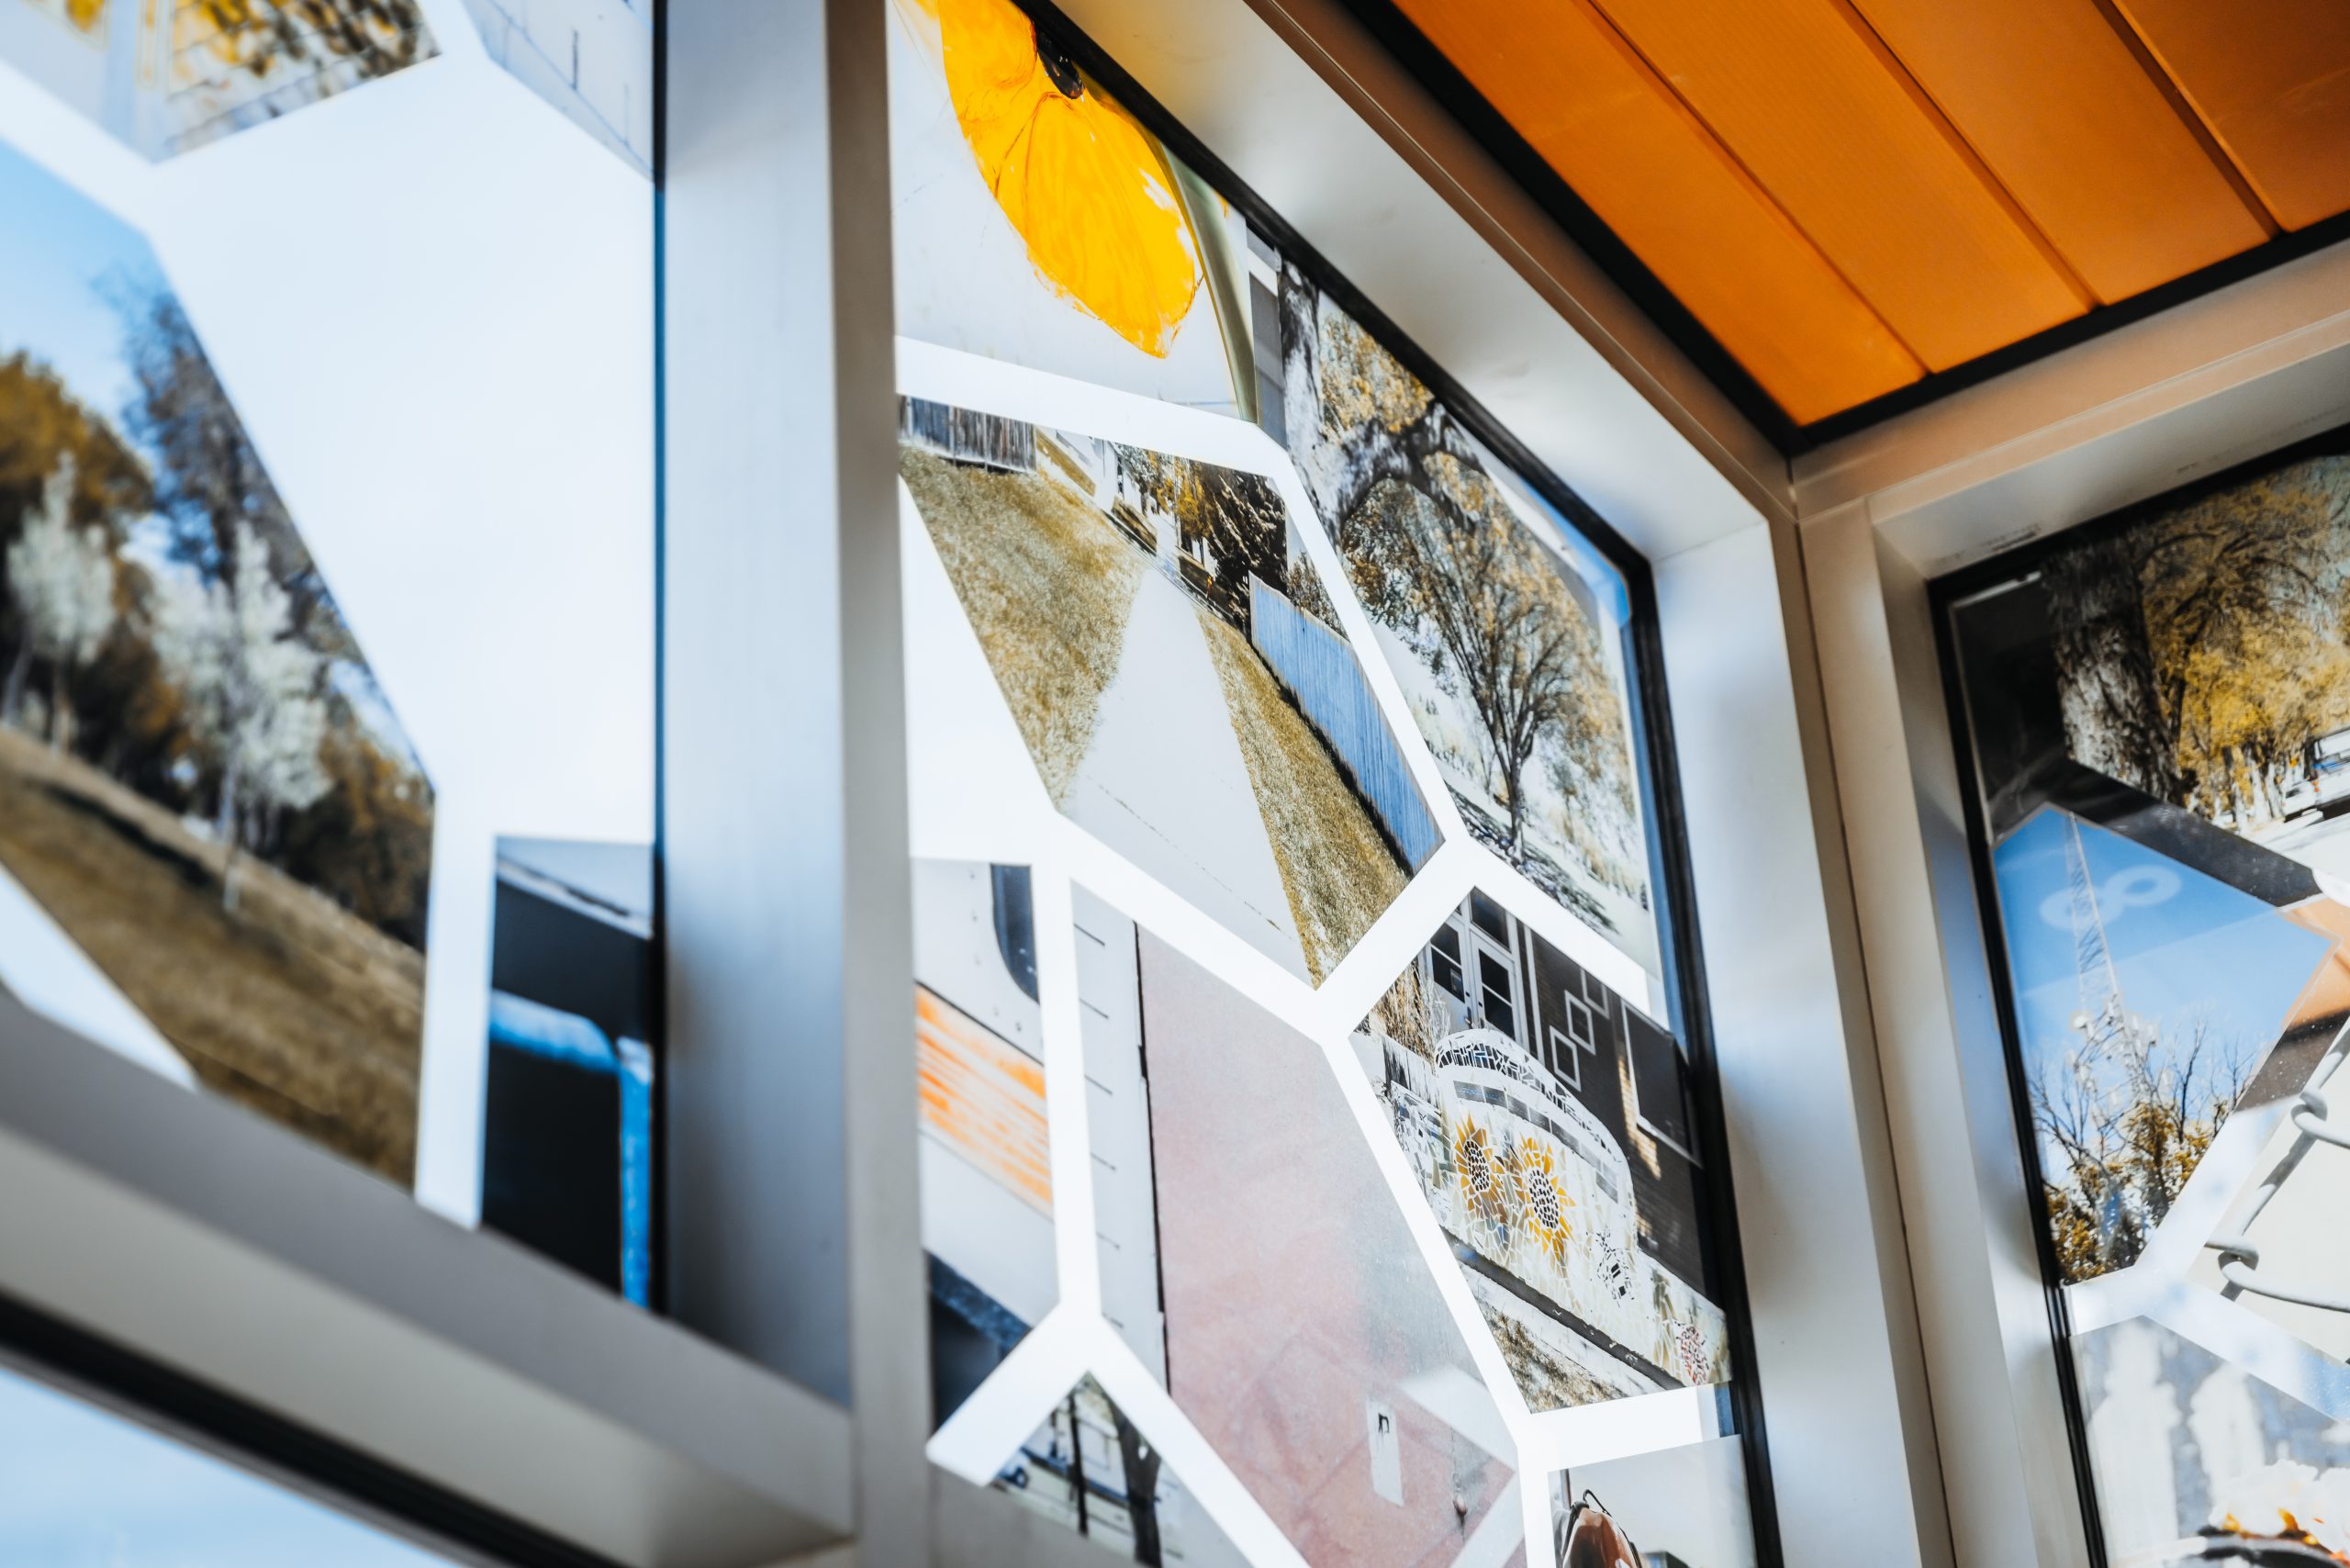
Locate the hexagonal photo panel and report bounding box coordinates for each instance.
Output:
[1355,889,1732,1411]
[0,0,435,160]
[915,857,1058,1428]
[1075,887,1521,1566]
[2072,1315,2350,1564]
[1550,1439,1756,1568]
[0,135,433,1183]
[989,1373,1250,1567]
[1264,274,1662,980]
[461,0,652,174]
[899,395,1438,986]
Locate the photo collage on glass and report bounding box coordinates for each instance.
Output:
[0,0,656,1292]
[890,0,1761,1561]
[1946,428,2350,1564]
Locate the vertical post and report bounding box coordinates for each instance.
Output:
[663,0,925,1562]
[1657,521,1956,1568]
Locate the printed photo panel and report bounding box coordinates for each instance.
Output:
[1988,808,2334,1282]
[2073,1316,2350,1566]
[0,138,434,1184]
[1550,1439,1755,1568]
[914,857,1056,1428]
[899,396,1437,985]
[1355,890,1733,1411]
[889,2,1762,1558]
[887,0,1662,986]
[1946,420,2350,1564]
[480,837,654,1305]
[3,0,655,1241]
[463,0,654,174]
[2033,442,2350,880]
[0,0,435,160]
[887,0,1253,416]
[988,1373,1250,1568]
[1264,278,1659,980]
[1076,887,1523,1567]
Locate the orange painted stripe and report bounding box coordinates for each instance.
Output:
[916,985,1053,1213]
[1391,0,1925,425]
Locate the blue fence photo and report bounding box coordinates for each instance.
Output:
[1249,576,1441,868]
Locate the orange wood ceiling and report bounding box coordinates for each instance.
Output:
[1387,0,2350,429]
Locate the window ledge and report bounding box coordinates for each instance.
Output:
[0,994,854,1568]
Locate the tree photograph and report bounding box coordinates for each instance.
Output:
[1990,810,2333,1282]
[0,0,438,161]
[0,139,433,1183]
[1271,265,1655,973]
[2043,442,2350,878]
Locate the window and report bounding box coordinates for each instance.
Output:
[1562,991,1597,1052]
[1941,422,2350,1563]
[884,0,1768,1559]
[1545,1025,1583,1089]
[1476,948,1518,1040]
[1428,924,1466,1001]
[1626,1007,1695,1158]
[0,1360,460,1566]
[1469,888,1512,944]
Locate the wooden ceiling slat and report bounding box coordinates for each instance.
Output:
[1388,0,1923,424]
[2109,0,2350,232]
[1582,0,2089,373]
[1850,0,2273,304]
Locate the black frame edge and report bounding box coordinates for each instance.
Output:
[1924,580,2111,1568]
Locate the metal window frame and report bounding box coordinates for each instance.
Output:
[1795,235,2350,1568]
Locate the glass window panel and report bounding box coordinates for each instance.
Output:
[1943,423,2350,1560]
[1478,948,1518,1038]
[1470,887,1512,944]
[1429,924,1467,1000]
[886,0,1764,1558]
[0,2,655,1292]
[1626,1009,1694,1154]
[0,1362,456,1565]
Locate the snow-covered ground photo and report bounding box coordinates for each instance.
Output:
[1268,266,1660,977]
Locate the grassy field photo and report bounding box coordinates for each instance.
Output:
[901,398,1431,983]
[0,727,423,1178]
[0,139,433,1183]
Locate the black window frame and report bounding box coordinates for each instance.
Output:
[1922,419,2350,1568]
[1011,3,1785,1555]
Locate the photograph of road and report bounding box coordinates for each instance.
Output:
[900,398,1436,984]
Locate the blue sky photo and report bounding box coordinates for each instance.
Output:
[1994,807,2331,1097]
[0,135,165,450]
[0,1365,453,1567]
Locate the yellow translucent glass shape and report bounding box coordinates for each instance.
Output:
[931,0,1202,357]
